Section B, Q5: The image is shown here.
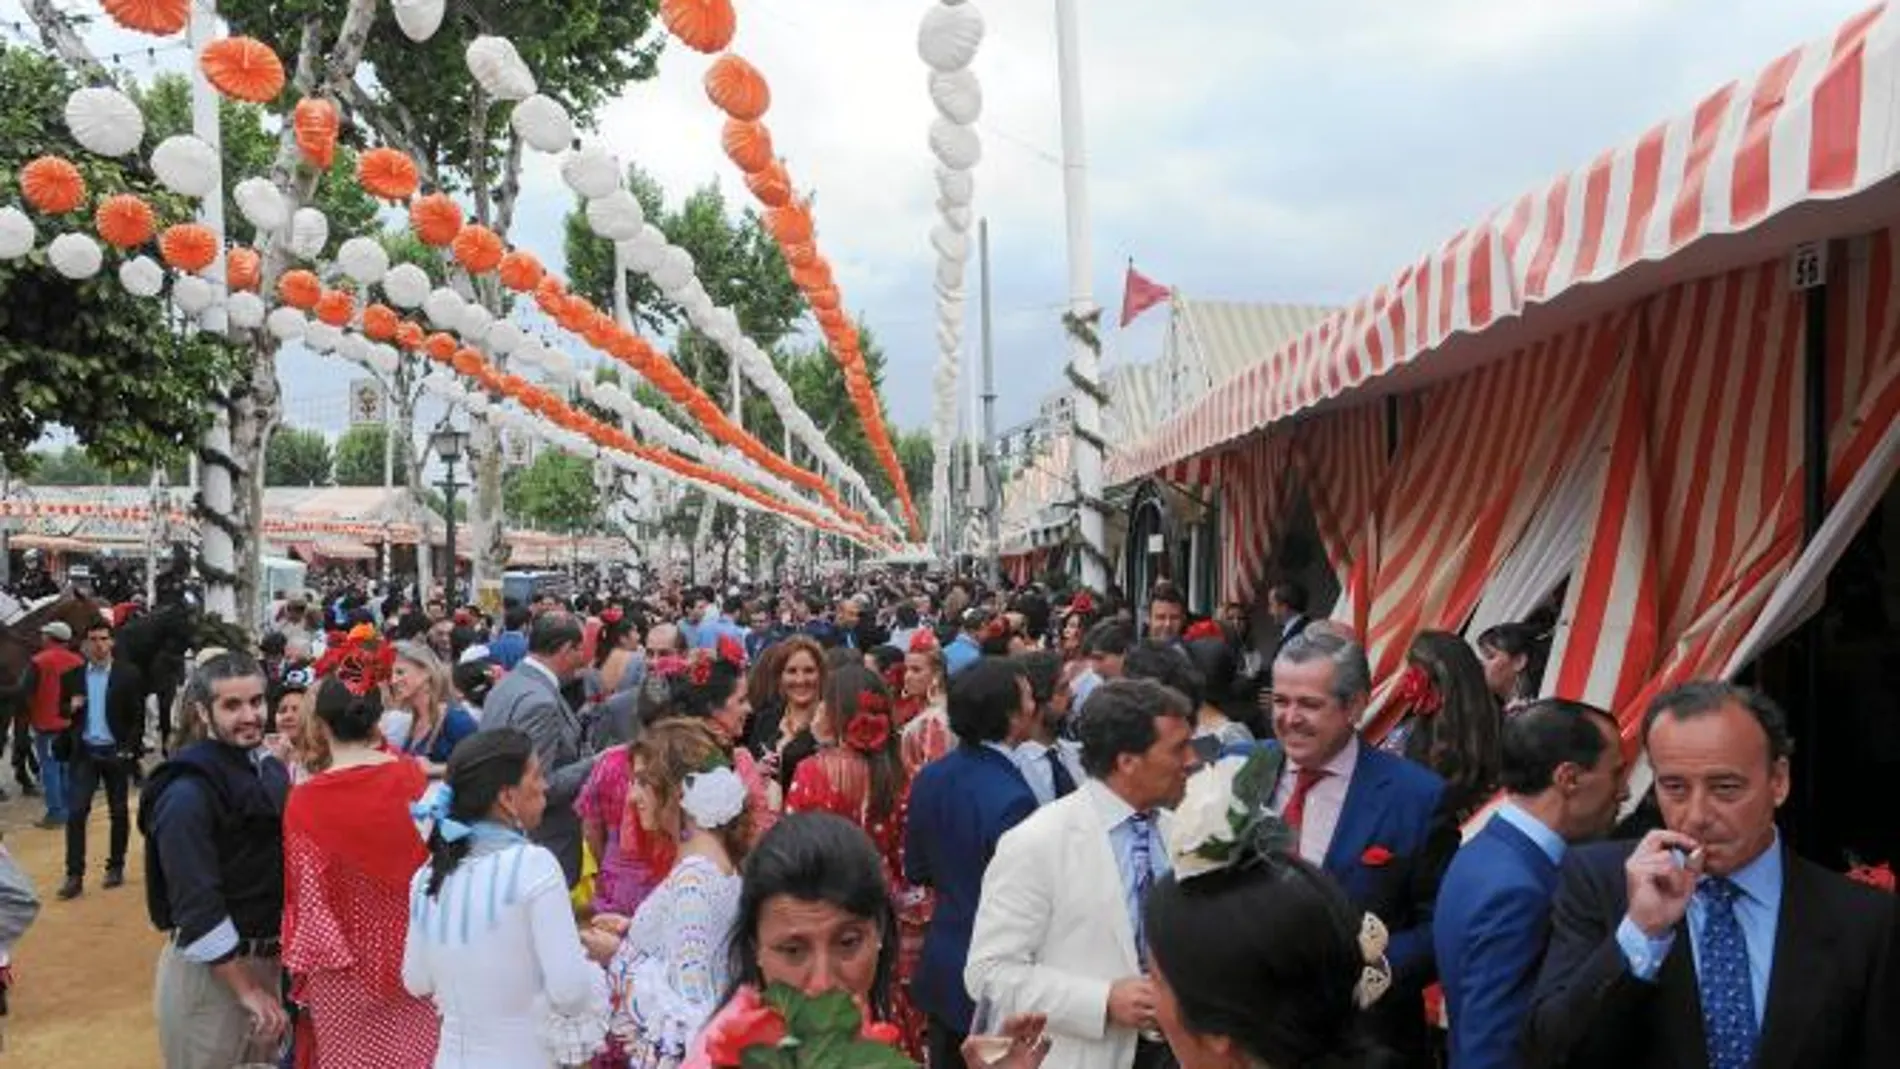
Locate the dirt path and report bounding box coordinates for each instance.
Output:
[2,788,166,1068]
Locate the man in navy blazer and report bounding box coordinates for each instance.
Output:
[1435,699,1626,1068]
[905,657,1041,1069]
[1269,630,1460,1066]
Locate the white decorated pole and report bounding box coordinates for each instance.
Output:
[1055,0,1106,591]
[190,1,238,621]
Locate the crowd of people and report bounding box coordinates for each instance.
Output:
[3,568,1896,1068]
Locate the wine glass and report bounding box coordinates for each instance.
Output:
[966,994,1013,1066]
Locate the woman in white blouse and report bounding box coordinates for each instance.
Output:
[579,717,749,1069]
[402,728,609,1069]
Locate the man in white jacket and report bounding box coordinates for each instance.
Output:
[965,678,1198,1069]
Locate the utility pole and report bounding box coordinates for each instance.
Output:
[1055,0,1106,591]
[980,219,1001,587]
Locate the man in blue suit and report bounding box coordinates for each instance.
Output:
[1269,630,1460,1066]
[905,656,1041,1069]
[1435,699,1626,1068]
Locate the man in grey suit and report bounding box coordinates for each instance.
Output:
[479,611,598,886]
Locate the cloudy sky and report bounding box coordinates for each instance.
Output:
[10,0,1878,438]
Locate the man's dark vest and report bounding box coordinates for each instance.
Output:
[138,740,289,940]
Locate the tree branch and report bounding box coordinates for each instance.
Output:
[322,0,381,93]
[20,0,110,85]
[336,80,443,188]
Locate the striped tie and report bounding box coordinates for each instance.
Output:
[1128,812,1155,965]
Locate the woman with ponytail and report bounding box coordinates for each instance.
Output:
[282,676,435,1068]
[402,729,609,1069]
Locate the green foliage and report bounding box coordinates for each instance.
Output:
[503,450,600,534]
[265,426,333,486]
[333,422,411,486]
[21,445,190,486]
[0,46,244,471]
[138,74,381,258]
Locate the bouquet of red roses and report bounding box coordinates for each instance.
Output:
[702,984,913,1069]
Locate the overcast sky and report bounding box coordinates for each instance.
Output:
[9,0,1878,438]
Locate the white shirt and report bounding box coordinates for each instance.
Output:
[1280,614,1308,641]
[518,656,563,695]
[1271,735,1360,866]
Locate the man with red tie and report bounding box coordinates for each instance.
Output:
[1269,630,1459,1066]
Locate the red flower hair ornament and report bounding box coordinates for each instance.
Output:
[845,692,892,754]
[907,628,939,654]
[1070,592,1095,616]
[688,650,714,687]
[1183,619,1225,643]
[716,632,747,670]
[312,626,395,696]
[1393,662,1443,718]
[599,605,624,626]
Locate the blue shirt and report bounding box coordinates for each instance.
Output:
[83,662,113,746]
[943,634,981,677]
[692,614,747,653]
[1615,834,1783,1026]
[1088,779,1171,948]
[1495,802,1566,867]
[1011,739,1085,806]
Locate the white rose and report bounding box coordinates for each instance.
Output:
[680,766,748,830]
[1166,756,1248,878]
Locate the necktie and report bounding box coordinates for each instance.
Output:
[1282,767,1330,831]
[1127,812,1155,965]
[1048,749,1076,798]
[1696,878,1758,1069]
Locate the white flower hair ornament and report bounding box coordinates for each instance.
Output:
[680,764,747,830]
[1165,748,1295,879]
[1354,913,1394,1009]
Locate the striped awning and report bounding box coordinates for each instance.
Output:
[1110,2,1900,482]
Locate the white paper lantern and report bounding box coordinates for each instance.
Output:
[621,234,668,274]
[337,334,369,363]
[931,224,970,263]
[304,321,342,353]
[935,258,965,291]
[511,95,573,154]
[47,233,102,280]
[919,3,985,72]
[457,302,494,340]
[0,208,35,260]
[116,255,163,298]
[288,208,329,260]
[64,87,144,158]
[542,349,575,382]
[928,69,983,125]
[369,344,401,375]
[465,36,536,102]
[152,136,220,199]
[172,274,215,314]
[424,287,465,328]
[929,120,982,171]
[936,167,974,207]
[391,0,445,41]
[234,177,290,234]
[382,263,430,309]
[585,190,644,242]
[652,246,695,293]
[940,203,974,232]
[336,236,390,285]
[226,291,267,329]
[485,321,524,356]
[561,146,620,200]
[466,395,492,416]
[267,307,308,340]
[513,342,544,368]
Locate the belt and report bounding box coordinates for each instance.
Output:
[171,933,281,959]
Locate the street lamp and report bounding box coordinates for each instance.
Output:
[430,423,470,605]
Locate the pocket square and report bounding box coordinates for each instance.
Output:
[1360,845,1394,867]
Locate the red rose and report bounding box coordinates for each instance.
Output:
[703,987,788,1067]
[1393,663,1443,717]
[716,633,747,669]
[1361,845,1394,867]
[861,1020,904,1047]
[689,655,713,687]
[845,711,891,754]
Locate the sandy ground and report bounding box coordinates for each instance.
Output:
[2,781,167,1068]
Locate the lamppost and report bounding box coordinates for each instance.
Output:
[430,423,470,606]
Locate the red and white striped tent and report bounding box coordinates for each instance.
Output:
[1108,2,1900,751]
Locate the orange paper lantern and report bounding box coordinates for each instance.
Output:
[313,289,356,328]
[705,55,770,122]
[451,348,483,375]
[409,194,463,247]
[765,203,813,246]
[424,333,458,361]
[743,161,792,209]
[276,269,323,310]
[394,322,425,350]
[451,225,504,274]
[497,250,545,293]
[158,223,218,273]
[660,0,736,53]
[721,119,774,174]
[102,0,189,35]
[200,37,286,104]
[292,97,339,170]
[21,157,86,215]
[226,247,261,292]
[809,286,841,313]
[362,304,399,341]
[358,147,419,202]
[780,242,818,270]
[94,194,155,249]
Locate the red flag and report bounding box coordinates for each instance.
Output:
[1120,262,1171,327]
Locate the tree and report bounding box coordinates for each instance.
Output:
[504,451,600,535]
[265,427,333,487]
[334,423,411,487]
[23,446,107,486]
[0,46,245,472]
